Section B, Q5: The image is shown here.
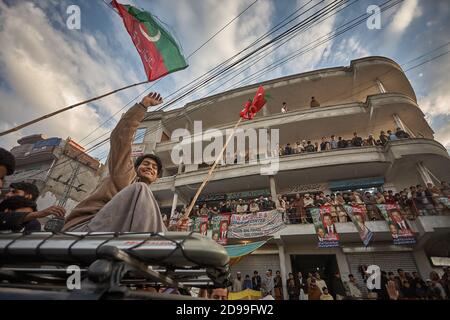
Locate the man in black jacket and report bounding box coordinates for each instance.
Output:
[351,132,363,147]
[0,148,64,231]
[252,270,262,291]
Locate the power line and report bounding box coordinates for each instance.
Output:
[20,0,350,179]
[22,0,419,181]
[21,45,448,182]
[79,0,337,151]
[82,0,348,154]
[78,0,263,146]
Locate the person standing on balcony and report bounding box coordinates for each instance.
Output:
[200,203,209,216]
[395,127,410,139]
[320,137,331,151]
[314,142,320,152]
[249,199,260,213]
[305,141,316,152]
[281,102,288,113]
[367,134,377,146]
[387,130,398,141]
[310,96,320,108]
[330,135,338,149]
[267,196,276,210]
[351,132,363,147]
[440,181,450,197]
[295,141,303,154]
[375,192,386,204]
[379,131,389,145]
[337,136,348,148]
[292,193,306,224]
[258,195,268,211]
[284,143,293,155]
[363,192,378,220]
[236,199,248,214]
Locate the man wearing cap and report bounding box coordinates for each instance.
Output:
[0,148,64,231]
[232,272,243,292]
[63,93,166,233]
[4,182,66,220]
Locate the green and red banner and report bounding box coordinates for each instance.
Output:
[376,204,416,245]
[343,204,373,246]
[112,1,188,81]
[311,206,340,248]
[192,215,209,236]
[212,214,231,245]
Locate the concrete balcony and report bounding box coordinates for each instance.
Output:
[151,138,450,196]
[154,93,434,169]
[155,56,417,133]
[267,216,450,245]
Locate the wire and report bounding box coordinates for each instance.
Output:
[22,0,424,181]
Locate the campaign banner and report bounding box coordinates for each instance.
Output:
[211,214,231,245]
[343,204,373,246]
[227,210,285,239]
[192,215,209,236]
[376,204,416,245]
[310,206,340,248]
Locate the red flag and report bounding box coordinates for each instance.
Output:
[239,86,267,120]
[112,0,188,81]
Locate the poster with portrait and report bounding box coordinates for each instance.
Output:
[376,204,416,245]
[211,214,231,245]
[343,204,373,246]
[310,206,339,248]
[192,216,209,236]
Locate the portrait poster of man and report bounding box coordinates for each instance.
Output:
[192,216,208,236]
[344,204,373,246]
[211,214,231,245]
[199,217,208,236]
[376,204,416,245]
[310,207,339,248]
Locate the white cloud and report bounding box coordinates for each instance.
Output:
[0,0,142,154]
[387,0,421,34]
[435,121,450,150]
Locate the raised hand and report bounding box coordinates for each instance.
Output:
[140,92,163,108]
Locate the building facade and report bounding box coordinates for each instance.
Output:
[5,134,104,213]
[131,56,450,298]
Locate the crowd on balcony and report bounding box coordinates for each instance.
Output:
[279,127,411,156]
[278,181,450,224]
[167,181,450,227]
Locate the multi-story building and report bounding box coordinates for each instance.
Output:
[5,134,104,212]
[132,56,450,297]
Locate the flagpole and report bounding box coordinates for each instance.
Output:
[182,117,243,221]
[0,80,150,137]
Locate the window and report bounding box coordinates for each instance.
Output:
[133,128,147,144]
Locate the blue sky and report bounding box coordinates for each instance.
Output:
[0,0,449,161]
